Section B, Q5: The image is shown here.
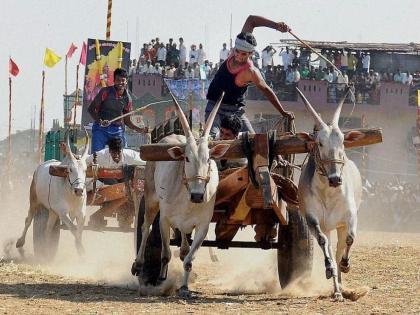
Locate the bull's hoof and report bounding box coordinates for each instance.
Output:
[131,261,142,276]
[177,285,191,299]
[15,238,25,248]
[326,267,334,279]
[333,292,344,302]
[339,258,350,273]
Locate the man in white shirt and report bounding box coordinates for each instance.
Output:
[261,45,276,69]
[179,37,187,66]
[86,137,145,228]
[219,43,229,63]
[189,44,198,64]
[87,137,145,169]
[157,43,167,66]
[279,47,290,67]
[362,52,371,73]
[197,43,206,65]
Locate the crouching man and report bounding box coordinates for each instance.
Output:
[86,137,145,228]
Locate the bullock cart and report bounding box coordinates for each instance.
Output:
[45,124,381,288]
[135,124,382,288]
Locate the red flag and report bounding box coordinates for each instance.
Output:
[79,42,87,65]
[66,43,77,59]
[9,58,19,76]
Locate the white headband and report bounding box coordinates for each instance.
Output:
[234,37,255,53]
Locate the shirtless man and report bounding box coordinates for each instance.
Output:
[205,15,294,137]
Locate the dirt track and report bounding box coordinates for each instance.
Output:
[0,227,419,315]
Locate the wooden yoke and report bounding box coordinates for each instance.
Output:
[140,127,383,161]
[244,134,287,224]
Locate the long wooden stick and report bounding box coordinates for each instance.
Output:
[8,76,12,181]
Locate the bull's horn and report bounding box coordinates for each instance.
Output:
[203,91,225,139]
[170,92,192,138]
[65,130,76,161]
[296,88,327,129]
[81,127,90,160]
[331,89,350,127]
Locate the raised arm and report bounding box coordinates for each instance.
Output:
[241,15,291,33]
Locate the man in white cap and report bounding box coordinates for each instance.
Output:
[205,15,294,137]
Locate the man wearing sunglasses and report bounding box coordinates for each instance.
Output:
[206,15,294,138]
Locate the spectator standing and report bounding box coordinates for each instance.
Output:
[148,43,157,64]
[261,45,276,69]
[157,43,167,66]
[197,43,207,65]
[279,47,291,67]
[362,52,371,73]
[166,64,176,78]
[251,50,260,67]
[179,37,187,66]
[393,69,403,83]
[347,51,357,78]
[340,50,348,72]
[189,44,198,64]
[220,43,229,62]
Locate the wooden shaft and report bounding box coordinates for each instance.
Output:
[106,0,112,40]
[140,128,383,161]
[8,77,12,179]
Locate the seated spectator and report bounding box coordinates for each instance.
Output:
[285,65,294,84]
[193,62,200,78]
[174,65,185,79]
[394,69,403,83]
[315,67,325,80]
[139,60,153,74]
[166,64,176,78]
[308,66,317,80]
[185,65,195,79]
[407,72,413,86]
[300,65,309,79]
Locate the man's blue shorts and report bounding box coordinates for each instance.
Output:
[91,123,126,153]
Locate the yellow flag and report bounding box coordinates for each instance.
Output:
[417,90,420,107]
[44,48,62,68]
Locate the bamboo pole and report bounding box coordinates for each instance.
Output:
[8,76,12,182]
[73,64,80,127]
[139,128,383,161]
[106,0,112,40]
[38,70,45,163]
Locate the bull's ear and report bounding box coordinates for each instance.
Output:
[296,132,315,142]
[344,130,364,143]
[167,146,185,160]
[209,144,231,159]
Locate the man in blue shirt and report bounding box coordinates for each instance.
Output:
[88,68,147,153]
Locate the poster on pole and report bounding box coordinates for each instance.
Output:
[81,38,131,126]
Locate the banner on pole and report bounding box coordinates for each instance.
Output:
[81,38,131,126]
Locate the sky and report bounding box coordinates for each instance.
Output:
[0,0,419,140]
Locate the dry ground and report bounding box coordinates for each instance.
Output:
[0,221,419,315]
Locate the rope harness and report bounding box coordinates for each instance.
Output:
[311,142,345,178]
[181,161,212,192]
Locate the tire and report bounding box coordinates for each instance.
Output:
[277,206,313,289]
[33,208,60,262]
[134,196,162,286]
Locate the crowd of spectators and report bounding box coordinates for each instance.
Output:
[128,38,420,104]
[129,37,231,81]
[359,179,420,232]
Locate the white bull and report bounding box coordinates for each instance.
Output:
[16,131,89,257]
[132,92,230,298]
[296,88,364,301]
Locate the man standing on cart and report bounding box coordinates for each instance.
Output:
[88,68,147,153]
[206,15,294,137]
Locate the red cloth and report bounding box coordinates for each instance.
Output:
[79,42,87,65]
[66,43,77,59]
[9,58,19,76]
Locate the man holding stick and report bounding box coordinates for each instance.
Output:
[88,68,147,152]
[205,15,294,137]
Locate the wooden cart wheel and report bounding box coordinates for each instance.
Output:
[277,206,313,288]
[134,196,162,286]
[33,207,60,262]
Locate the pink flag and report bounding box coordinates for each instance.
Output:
[66,43,77,59]
[79,42,87,65]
